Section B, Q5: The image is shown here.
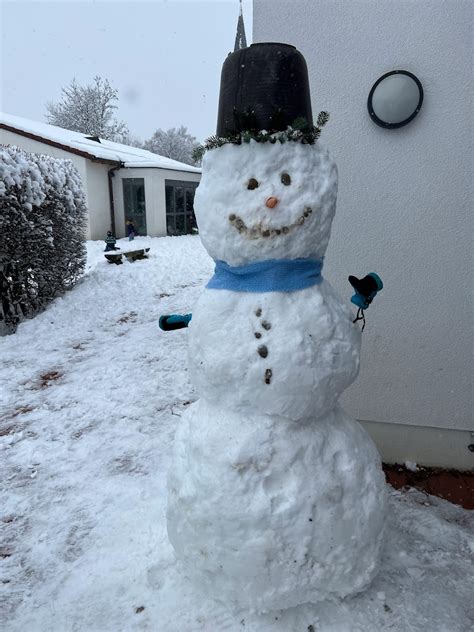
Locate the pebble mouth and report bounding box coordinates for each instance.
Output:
[228,207,313,239]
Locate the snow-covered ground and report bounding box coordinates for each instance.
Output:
[1,236,472,632]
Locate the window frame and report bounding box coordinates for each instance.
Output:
[165,179,198,236]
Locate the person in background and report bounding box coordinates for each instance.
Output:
[126,219,136,241]
[104,230,120,252]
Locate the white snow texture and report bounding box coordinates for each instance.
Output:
[167,141,387,612]
[2,236,472,632]
[0,144,85,209]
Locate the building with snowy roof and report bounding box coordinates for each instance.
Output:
[0,113,201,240]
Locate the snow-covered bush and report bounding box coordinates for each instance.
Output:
[0,145,87,333]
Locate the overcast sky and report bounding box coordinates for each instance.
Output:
[1,0,253,143]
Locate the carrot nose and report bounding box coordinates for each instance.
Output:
[265,196,279,209]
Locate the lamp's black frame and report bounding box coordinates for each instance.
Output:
[367,70,423,129]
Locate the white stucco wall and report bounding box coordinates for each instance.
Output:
[85,161,112,240]
[113,168,201,238]
[0,128,94,237]
[254,0,472,433]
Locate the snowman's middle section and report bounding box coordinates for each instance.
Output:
[188,280,361,421]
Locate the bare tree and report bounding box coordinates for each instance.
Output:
[46,76,129,142]
[143,126,200,166]
[117,130,143,148]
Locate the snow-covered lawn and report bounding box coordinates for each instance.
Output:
[1,236,472,632]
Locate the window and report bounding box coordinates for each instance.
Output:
[123,178,147,235]
[165,180,198,235]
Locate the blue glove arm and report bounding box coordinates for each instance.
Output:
[349,273,383,309]
[159,314,192,331]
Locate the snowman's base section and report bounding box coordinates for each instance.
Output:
[167,400,386,613]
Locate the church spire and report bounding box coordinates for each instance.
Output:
[234,0,247,52]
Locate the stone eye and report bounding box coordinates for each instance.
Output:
[247,178,259,190]
[281,173,291,186]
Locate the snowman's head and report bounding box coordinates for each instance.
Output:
[194,140,338,266]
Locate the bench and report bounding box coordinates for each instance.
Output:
[104,248,150,265]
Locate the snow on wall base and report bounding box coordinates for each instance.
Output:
[167,400,387,613]
[359,418,474,470]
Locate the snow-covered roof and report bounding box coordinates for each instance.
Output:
[0,112,201,174]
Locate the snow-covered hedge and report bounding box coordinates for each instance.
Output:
[0,145,87,333]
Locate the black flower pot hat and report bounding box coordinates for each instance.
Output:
[193,43,329,161]
[217,42,313,135]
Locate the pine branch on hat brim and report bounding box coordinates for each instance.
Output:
[192,112,330,163]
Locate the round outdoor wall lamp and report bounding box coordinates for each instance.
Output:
[368,70,423,129]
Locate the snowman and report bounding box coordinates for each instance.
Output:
[166,43,386,614]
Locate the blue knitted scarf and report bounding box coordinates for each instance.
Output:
[206,258,324,293]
